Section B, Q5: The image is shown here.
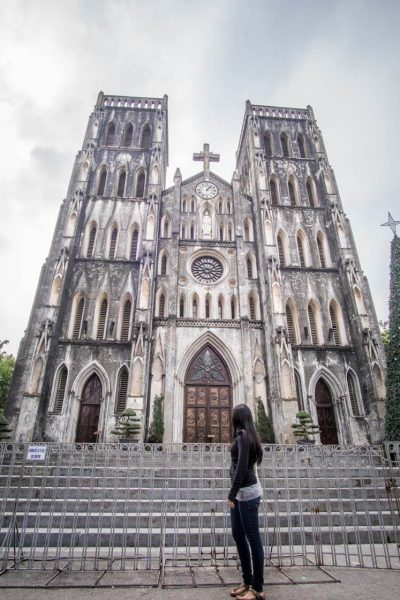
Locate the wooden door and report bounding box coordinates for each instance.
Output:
[315,379,339,445]
[184,346,232,443]
[76,374,102,443]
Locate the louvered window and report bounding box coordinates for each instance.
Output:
[98,170,107,196]
[136,172,145,198]
[179,296,184,318]
[161,254,167,275]
[329,303,341,345]
[106,122,115,145]
[192,298,198,318]
[87,225,97,258]
[130,229,139,259]
[317,236,326,267]
[109,227,118,259]
[308,304,318,344]
[297,133,306,158]
[307,179,316,207]
[115,368,129,414]
[141,126,151,149]
[270,179,278,205]
[123,123,133,146]
[120,299,131,341]
[297,236,305,267]
[264,134,272,157]
[72,298,84,339]
[277,236,285,265]
[347,372,360,416]
[247,257,253,278]
[286,304,296,344]
[97,298,108,340]
[54,366,68,413]
[281,134,289,157]
[117,171,126,197]
[288,180,296,206]
[249,296,256,320]
[159,294,165,317]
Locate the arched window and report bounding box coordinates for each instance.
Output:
[317,233,326,268]
[191,199,195,212]
[270,178,279,205]
[218,201,223,214]
[106,121,116,145]
[120,299,132,341]
[249,295,256,320]
[50,275,62,305]
[297,234,306,267]
[228,224,233,241]
[227,201,232,215]
[192,296,198,319]
[53,366,68,414]
[308,302,319,345]
[347,370,361,416]
[329,301,341,345]
[281,133,290,157]
[264,132,272,157]
[179,295,185,318]
[115,367,129,414]
[130,228,139,259]
[306,178,317,207]
[72,297,85,339]
[205,295,211,318]
[141,125,151,149]
[277,233,286,266]
[247,256,253,278]
[136,171,145,198]
[123,123,133,147]
[182,198,187,212]
[117,170,126,197]
[190,223,195,239]
[220,225,224,241]
[163,217,170,238]
[96,297,108,340]
[218,296,223,319]
[87,224,97,258]
[297,133,306,158]
[231,296,237,319]
[285,303,296,344]
[159,292,166,317]
[108,225,118,259]
[288,178,297,206]
[160,253,167,276]
[97,168,107,196]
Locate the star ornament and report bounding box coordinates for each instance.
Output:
[381,212,400,236]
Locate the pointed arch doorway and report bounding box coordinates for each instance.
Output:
[315,379,339,445]
[184,345,232,443]
[76,374,102,443]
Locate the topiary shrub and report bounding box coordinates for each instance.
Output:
[255,396,275,443]
[0,408,12,441]
[111,408,141,441]
[291,411,320,442]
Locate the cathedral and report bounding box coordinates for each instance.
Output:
[6,92,387,445]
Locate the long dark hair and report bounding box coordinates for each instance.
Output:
[232,403,263,466]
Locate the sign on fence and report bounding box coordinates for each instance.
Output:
[26,445,47,461]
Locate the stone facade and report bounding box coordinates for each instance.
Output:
[6,94,387,445]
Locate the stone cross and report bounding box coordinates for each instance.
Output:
[193,143,220,171]
[381,212,400,236]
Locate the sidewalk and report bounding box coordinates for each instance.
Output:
[1,567,399,600]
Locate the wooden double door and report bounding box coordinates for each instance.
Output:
[184,346,232,444]
[315,379,339,445]
[75,374,102,443]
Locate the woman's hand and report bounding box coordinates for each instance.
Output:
[227,499,235,509]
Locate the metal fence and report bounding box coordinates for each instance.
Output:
[0,442,399,572]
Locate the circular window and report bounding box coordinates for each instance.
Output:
[191,256,223,283]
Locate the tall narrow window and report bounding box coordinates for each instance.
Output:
[329,302,341,345]
[297,235,305,267]
[136,171,145,198]
[347,371,361,416]
[297,133,306,158]
[306,179,316,207]
[231,297,236,319]
[123,123,133,147]
[249,295,256,320]
[192,297,198,318]
[163,218,169,238]
[97,297,108,340]
[308,303,318,344]
[117,170,126,197]
[228,225,233,241]
[97,169,107,196]
[87,225,97,258]
[190,224,195,239]
[205,296,211,318]
[191,199,195,212]
[281,133,290,157]
[130,229,139,259]
[179,295,185,318]
[270,178,278,205]
[115,368,129,414]
[220,225,224,241]
[182,199,187,212]
[109,226,118,259]
[247,257,253,278]
[277,235,285,265]
[181,224,186,239]
[285,303,296,344]
[288,179,296,206]
[53,366,68,414]
[161,254,167,275]
[141,125,151,149]
[244,221,250,241]
[218,297,223,319]
[264,133,272,157]
[120,299,132,341]
[219,201,223,214]
[317,234,326,268]
[72,298,84,339]
[106,122,116,145]
[159,293,165,317]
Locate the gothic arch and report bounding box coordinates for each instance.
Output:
[308,366,343,401]
[50,274,62,305]
[71,360,111,397]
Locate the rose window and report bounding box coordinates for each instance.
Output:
[191,256,223,283]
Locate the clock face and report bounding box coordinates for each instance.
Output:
[195,181,218,199]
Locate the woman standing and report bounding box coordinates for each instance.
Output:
[227,404,264,600]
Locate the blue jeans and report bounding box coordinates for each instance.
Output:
[230,496,264,593]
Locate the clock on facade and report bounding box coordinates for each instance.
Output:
[195,181,219,199]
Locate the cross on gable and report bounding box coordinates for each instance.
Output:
[193,143,220,172]
[381,212,400,236]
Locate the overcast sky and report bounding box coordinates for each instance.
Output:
[1,0,399,356]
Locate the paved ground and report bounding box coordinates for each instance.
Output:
[0,567,399,600]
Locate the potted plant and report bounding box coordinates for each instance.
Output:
[291,411,320,445]
[111,408,141,442]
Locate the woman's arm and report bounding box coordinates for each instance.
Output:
[228,432,250,501]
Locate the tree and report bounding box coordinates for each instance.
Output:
[291,411,320,442]
[111,408,141,441]
[148,394,164,443]
[0,340,15,411]
[0,408,12,440]
[385,235,400,440]
[255,396,275,443]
